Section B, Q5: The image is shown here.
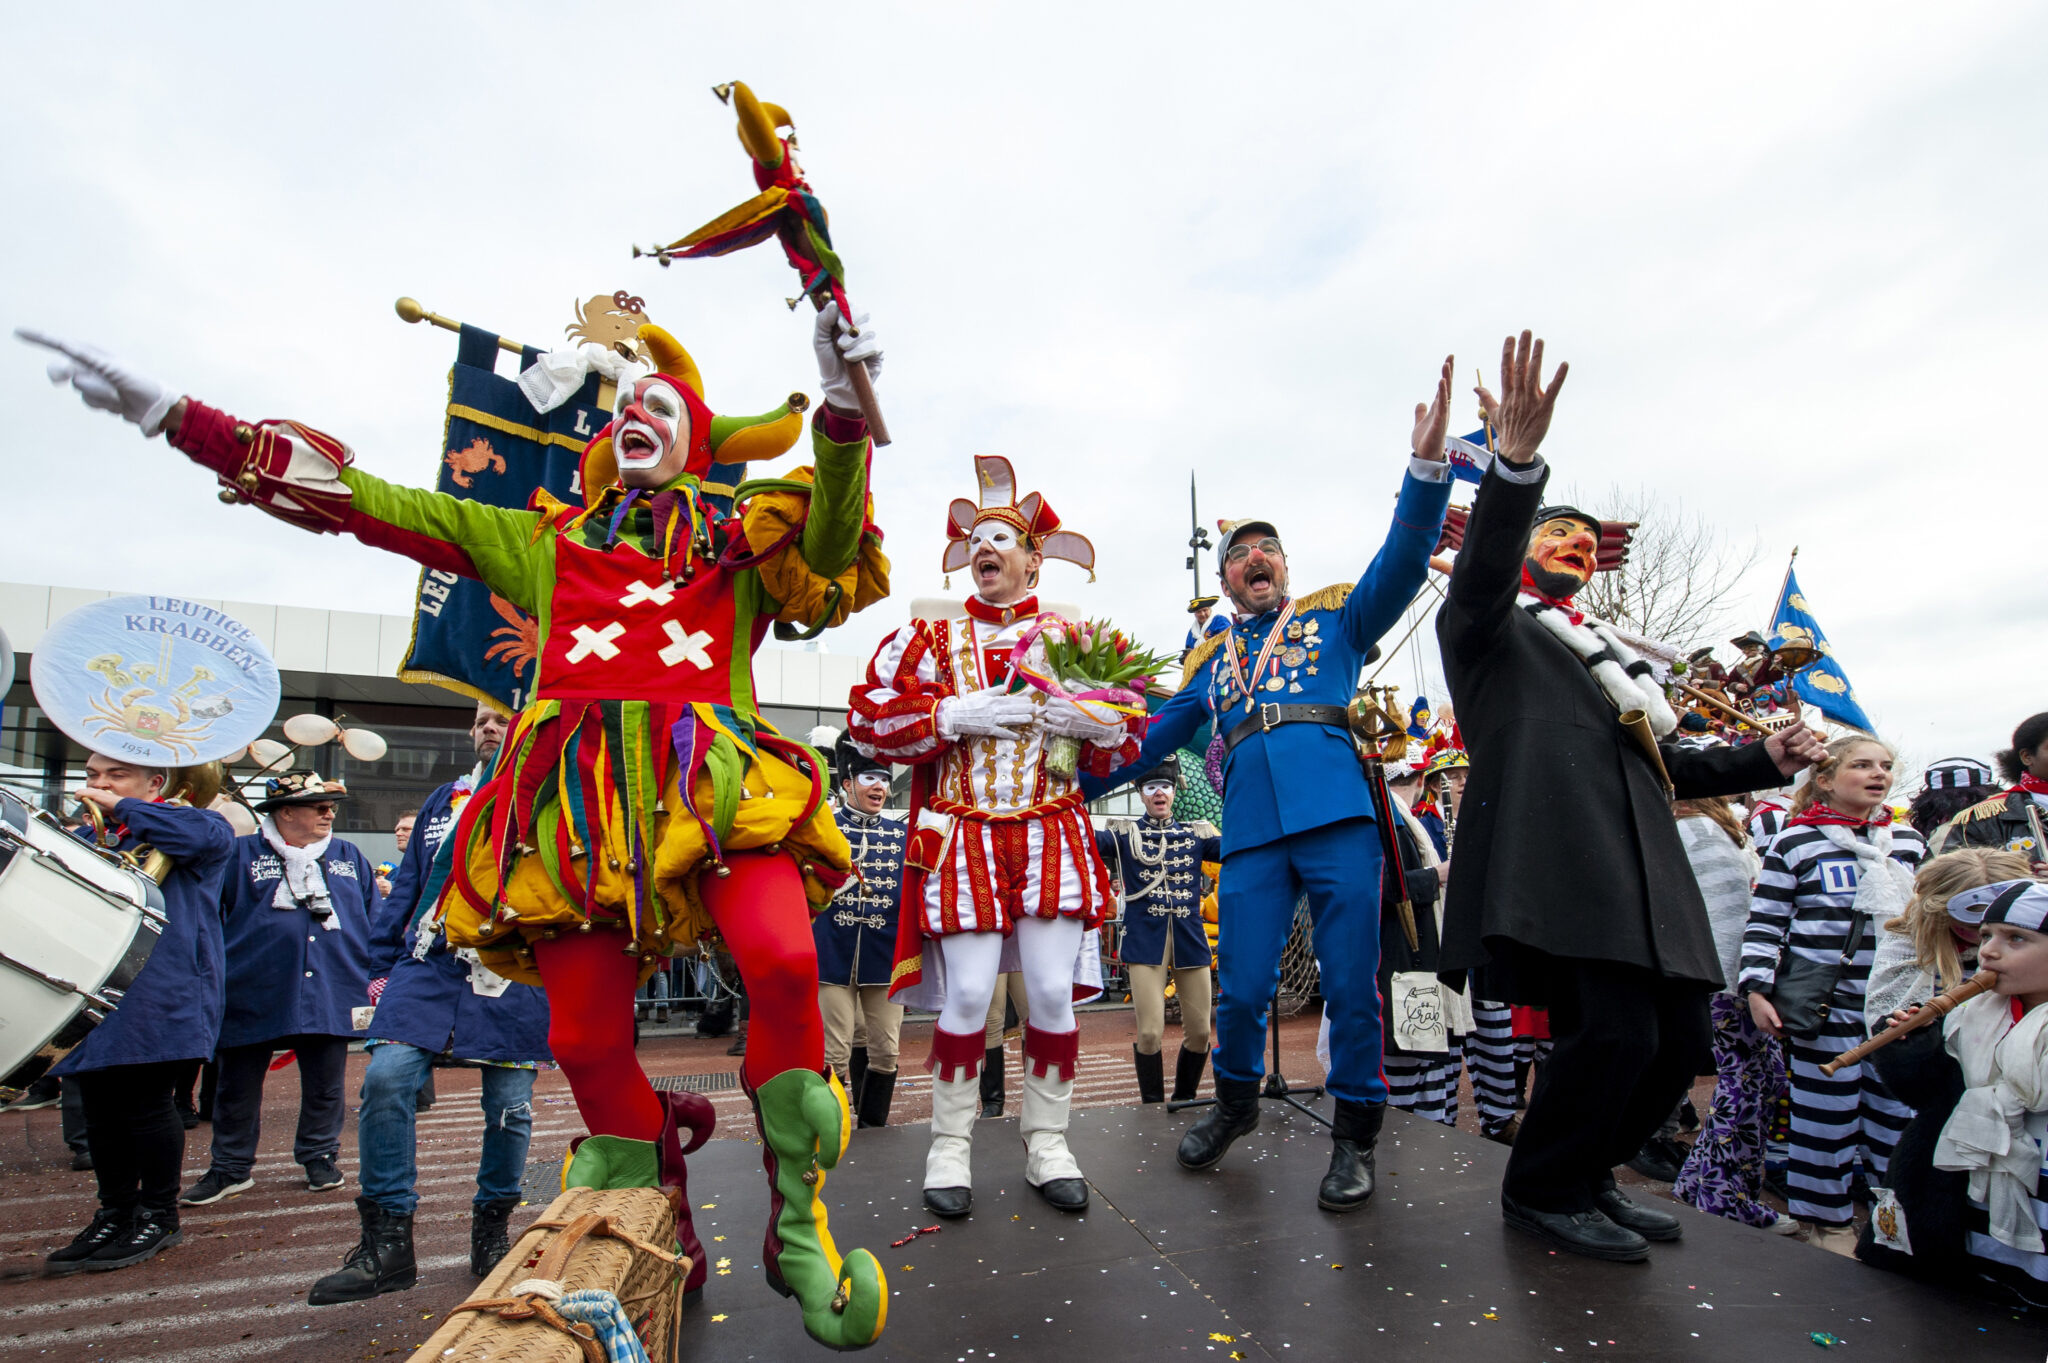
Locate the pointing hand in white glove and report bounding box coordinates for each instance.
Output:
[812,301,881,413]
[16,328,177,436]
[937,686,1037,741]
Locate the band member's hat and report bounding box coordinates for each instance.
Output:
[1423,748,1469,776]
[833,732,891,786]
[1137,752,1183,790]
[1188,595,1220,613]
[255,770,349,812]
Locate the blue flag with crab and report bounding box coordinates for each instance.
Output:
[1768,567,1874,732]
[397,322,753,712]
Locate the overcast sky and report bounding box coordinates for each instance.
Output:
[4,3,2041,772]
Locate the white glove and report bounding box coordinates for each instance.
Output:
[812,301,882,412]
[1041,695,1129,744]
[937,687,1037,740]
[16,328,176,436]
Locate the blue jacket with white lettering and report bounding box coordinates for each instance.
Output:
[217,831,377,1047]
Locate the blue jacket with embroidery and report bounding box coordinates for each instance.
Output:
[217,831,378,1047]
[54,800,234,1074]
[815,807,907,988]
[1086,466,1452,855]
[365,779,552,1063]
[1095,817,1221,967]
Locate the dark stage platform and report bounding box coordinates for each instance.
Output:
[540,1102,2043,1362]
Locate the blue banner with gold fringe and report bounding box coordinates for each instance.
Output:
[1769,567,1874,732]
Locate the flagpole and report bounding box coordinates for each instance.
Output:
[1774,545,1799,610]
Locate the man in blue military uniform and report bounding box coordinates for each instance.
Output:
[42,752,236,1275]
[1185,595,1230,653]
[1095,754,1222,1103]
[1085,354,1456,1211]
[816,733,908,1129]
[183,771,377,1207]
[308,703,554,1305]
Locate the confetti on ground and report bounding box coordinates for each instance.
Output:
[1810,1333,1840,1348]
[710,1314,728,1323]
[1209,1333,1234,1342]
[891,1225,944,1247]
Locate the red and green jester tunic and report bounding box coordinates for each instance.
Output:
[163,330,892,1350]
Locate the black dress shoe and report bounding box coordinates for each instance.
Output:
[1177,1076,1259,1171]
[1034,1177,1088,1212]
[1501,1194,1649,1262]
[923,1186,972,1218]
[1594,1185,1682,1241]
[1317,1101,1384,1212]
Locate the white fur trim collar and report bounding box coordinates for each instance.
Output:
[1520,594,1679,737]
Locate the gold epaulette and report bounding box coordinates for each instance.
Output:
[1181,631,1227,686]
[1963,794,2015,822]
[1293,582,1354,614]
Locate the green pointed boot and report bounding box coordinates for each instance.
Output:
[749,1069,888,1351]
[561,1130,709,1301]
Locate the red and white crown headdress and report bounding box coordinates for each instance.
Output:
[942,456,1096,582]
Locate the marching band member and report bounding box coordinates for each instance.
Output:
[1095,754,1221,1104]
[22,309,893,1350]
[1437,334,1823,1261]
[817,734,908,1129]
[43,754,234,1275]
[1088,355,1458,1211]
[850,455,1143,1217]
[184,772,377,1207]
[1185,595,1229,652]
[308,703,554,1305]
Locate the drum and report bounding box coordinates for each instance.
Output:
[0,787,166,1100]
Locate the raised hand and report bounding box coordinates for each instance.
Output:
[812,301,882,413]
[1410,354,1454,462]
[1477,330,1568,466]
[15,328,177,435]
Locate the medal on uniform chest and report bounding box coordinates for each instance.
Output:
[1280,645,1307,668]
[1286,622,1303,641]
[1264,675,1286,692]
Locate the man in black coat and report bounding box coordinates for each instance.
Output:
[1436,332,1825,1262]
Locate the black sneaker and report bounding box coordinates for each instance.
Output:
[5,1078,62,1112]
[305,1157,345,1192]
[45,1209,130,1276]
[176,1104,200,1131]
[181,1170,254,1205]
[85,1211,181,1271]
[70,1151,94,1171]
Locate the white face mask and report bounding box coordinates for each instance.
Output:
[853,772,891,793]
[969,522,1020,554]
[1140,782,1175,799]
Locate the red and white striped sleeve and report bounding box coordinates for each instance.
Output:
[847,622,951,763]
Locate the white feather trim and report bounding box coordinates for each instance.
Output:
[1521,596,1680,737]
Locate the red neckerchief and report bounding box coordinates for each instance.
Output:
[963,594,1037,626]
[2008,773,2048,799]
[1785,802,1893,830]
[1519,566,1584,626]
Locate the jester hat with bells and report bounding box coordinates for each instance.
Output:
[942,455,1096,591]
[576,323,809,504]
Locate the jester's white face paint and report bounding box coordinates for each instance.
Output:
[612,375,689,486]
[969,517,1040,605]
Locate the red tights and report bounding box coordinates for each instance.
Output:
[534,849,826,1140]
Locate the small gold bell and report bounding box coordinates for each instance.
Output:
[233,424,255,446]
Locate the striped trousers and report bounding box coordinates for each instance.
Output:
[1464,1001,1519,1135]
[1785,1005,1913,1226]
[1383,1037,1463,1128]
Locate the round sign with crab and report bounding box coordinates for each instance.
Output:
[31,595,281,766]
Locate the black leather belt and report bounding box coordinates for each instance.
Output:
[1221,702,1351,754]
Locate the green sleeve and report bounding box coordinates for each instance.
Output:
[796,421,869,579]
[338,467,550,615]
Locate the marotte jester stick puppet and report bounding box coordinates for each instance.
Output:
[637,81,892,444]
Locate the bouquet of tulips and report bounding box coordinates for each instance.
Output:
[1009,617,1173,777]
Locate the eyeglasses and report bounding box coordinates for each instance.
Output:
[1222,537,1282,566]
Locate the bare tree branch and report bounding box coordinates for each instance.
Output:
[1569,484,1762,651]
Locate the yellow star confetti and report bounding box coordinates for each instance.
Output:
[1209,1334,1235,1343]
[717,1269,731,1276]
[701,1203,716,1209]
[713,1235,726,1242]
[1485,1313,1499,1320]
[1331,1263,1344,1270]
[717,1258,732,1269]
[710,1314,728,1323]
[1232,1353,1247,1361]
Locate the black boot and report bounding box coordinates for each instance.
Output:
[848,1045,870,1109]
[308,1197,418,1305]
[979,1047,1005,1119]
[695,1003,734,1038]
[1317,1100,1384,1212]
[470,1196,521,1276]
[856,1069,897,1129]
[1177,1075,1259,1171]
[1134,1047,1165,1104]
[1170,1045,1208,1102]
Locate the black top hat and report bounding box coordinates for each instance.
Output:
[1187,595,1220,613]
[1136,752,1183,789]
[255,770,349,813]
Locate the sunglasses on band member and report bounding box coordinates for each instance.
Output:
[1222,537,1283,566]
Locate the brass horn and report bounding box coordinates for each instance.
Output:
[1618,710,1673,794]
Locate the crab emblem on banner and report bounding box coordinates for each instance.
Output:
[32,596,280,765]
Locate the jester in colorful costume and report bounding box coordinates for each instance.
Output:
[849,456,1144,1218]
[20,311,893,1350]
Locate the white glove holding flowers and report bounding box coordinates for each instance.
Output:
[937,686,1037,740]
[1040,695,1128,744]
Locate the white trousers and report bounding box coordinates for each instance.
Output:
[935,917,1084,1037]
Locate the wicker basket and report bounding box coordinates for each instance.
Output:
[408,1186,688,1363]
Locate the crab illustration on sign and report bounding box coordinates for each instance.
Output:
[485,595,539,678]
[445,436,507,489]
[82,648,235,760]
[565,291,654,363]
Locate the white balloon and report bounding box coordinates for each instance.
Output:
[341,728,388,762]
[217,800,259,837]
[247,738,293,769]
[282,713,341,746]
[216,744,248,765]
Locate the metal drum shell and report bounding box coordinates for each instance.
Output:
[0,789,166,1097]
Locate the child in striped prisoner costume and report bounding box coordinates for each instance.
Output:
[1740,736,1924,1252]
